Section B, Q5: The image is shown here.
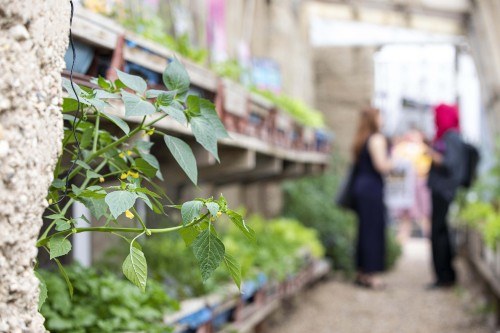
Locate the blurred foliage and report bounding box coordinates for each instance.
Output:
[39,265,178,333]
[459,138,500,249]
[283,156,402,275]
[252,88,325,128]
[98,232,212,299]
[85,1,208,64]
[386,228,402,269]
[221,215,325,282]
[98,214,325,298]
[212,59,246,82]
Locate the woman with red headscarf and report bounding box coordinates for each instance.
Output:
[426,103,465,289]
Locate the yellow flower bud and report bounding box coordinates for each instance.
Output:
[128,170,139,179]
[120,173,127,180]
[125,210,134,219]
[216,211,222,217]
[119,152,125,158]
[48,199,53,204]
[127,150,133,156]
[99,177,105,183]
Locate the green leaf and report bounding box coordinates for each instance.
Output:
[188,96,228,138]
[163,135,198,184]
[105,191,138,219]
[188,96,228,162]
[35,270,47,310]
[122,247,148,292]
[138,152,162,180]
[45,213,65,220]
[179,225,200,246]
[191,117,219,161]
[205,202,220,217]
[55,219,72,231]
[227,210,256,242]
[97,75,112,90]
[122,91,156,117]
[95,89,120,99]
[159,104,187,125]
[156,91,175,106]
[145,89,165,98]
[136,192,153,210]
[77,197,108,220]
[51,178,65,189]
[49,235,72,259]
[223,254,241,289]
[116,69,147,94]
[62,98,79,112]
[163,58,190,94]
[134,158,157,178]
[192,229,225,282]
[181,200,204,226]
[86,169,101,179]
[135,140,155,153]
[76,160,91,170]
[101,112,130,134]
[54,257,73,298]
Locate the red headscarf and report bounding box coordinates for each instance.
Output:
[434,103,460,142]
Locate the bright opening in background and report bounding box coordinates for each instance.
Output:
[374,44,481,143]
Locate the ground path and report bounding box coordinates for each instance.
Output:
[268,239,489,333]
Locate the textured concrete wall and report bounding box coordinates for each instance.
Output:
[249,0,315,105]
[0,1,69,331]
[314,46,375,160]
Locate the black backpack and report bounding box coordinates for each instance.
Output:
[461,142,480,188]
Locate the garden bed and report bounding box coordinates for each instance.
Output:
[164,259,331,333]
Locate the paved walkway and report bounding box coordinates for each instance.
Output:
[269,239,489,333]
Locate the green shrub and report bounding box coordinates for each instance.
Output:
[39,265,178,333]
[97,232,212,300]
[221,215,325,282]
[459,138,500,249]
[252,88,325,128]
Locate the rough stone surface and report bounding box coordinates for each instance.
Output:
[268,239,490,333]
[0,1,69,332]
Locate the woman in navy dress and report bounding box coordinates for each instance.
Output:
[351,108,393,289]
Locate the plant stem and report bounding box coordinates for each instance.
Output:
[37,213,208,248]
[66,113,168,181]
[131,207,149,234]
[40,159,108,240]
[92,111,100,153]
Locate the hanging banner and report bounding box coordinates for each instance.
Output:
[207,0,227,62]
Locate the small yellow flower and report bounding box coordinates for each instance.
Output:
[147,128,155,136]
[48,199,53,204]
[127,150,133,156]
[120,173,127,180]
[119,152,125,158]
[125,209,134,219]
[128,170,139,179]
[99,177,105,183]
[216,211,222,217]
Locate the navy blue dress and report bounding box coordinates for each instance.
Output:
[352,139,386,273]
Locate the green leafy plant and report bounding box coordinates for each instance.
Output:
[212,59,246,82]
[112,3,208,64]
[221,215,325,282]
[252,88,325,128]
[37,59,252,308]
[39,265,178,333]
[98,231,212,299]
[459,139,500,249]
